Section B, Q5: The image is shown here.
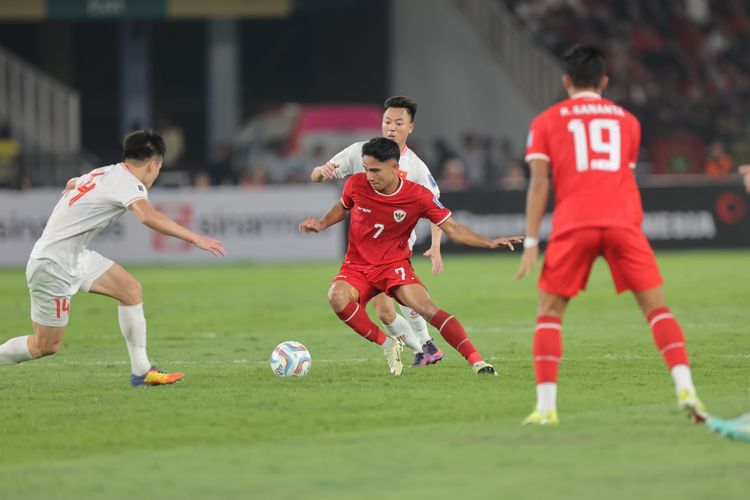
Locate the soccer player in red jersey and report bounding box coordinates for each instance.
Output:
[300,137,522,376]
[515,45,707,425]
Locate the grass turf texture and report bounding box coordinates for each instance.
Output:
[0,250,748,499]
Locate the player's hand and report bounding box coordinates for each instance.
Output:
[60,177,78,197]
[514,246,539,280]
[193,235,226,257]
[423,247,444,276]
[739,165,750,192]
[299,218,323,233]
[318,162,339,180]
[489,236,524,251]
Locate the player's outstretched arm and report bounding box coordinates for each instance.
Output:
[129,199,225,256]
[422,223,444,276]
[310,162,340,182]
[515,159,549,280]
[438,217,523,250]
[299,201,348,233]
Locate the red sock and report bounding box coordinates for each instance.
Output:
[429,310,482,365]
[336,301,387,345]
[534,316,562,384]
[648,307,689,369]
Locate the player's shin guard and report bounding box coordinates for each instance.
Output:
[118,303,151,376]
[0,335,33,365]
[648,307,689,368]
[399,304,431,346]
[647,307,695,393]
[429,309,481,365]
[533,316,562,384]
[533,316,562,413]
[381,314,422,353]
[337,301,387,345]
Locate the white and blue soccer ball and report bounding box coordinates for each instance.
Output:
[270,341,311,377]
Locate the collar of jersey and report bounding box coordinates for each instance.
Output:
[400,144,409,157]
[570,91,602,100]
[371,177,404,197]
[120,162,145,186]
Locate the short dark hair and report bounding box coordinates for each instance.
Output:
[384,95,417,121]
[123,129,166,162]
[562,45,606,88]
[362,137,400,163]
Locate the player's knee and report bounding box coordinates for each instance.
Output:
[122,279,142,305]
[537,303,564,317]
[377,310,397,324]
[373,303,396,324]
[327,287,350,312]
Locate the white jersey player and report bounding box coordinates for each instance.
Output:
[0,130,225,387]
[310,96,445,367]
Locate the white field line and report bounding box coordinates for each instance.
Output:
[33,352,750,368]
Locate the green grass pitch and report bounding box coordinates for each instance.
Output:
[0,250,748,499]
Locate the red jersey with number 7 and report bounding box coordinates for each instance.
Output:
[525,91,643,236]
[340,173,451,267]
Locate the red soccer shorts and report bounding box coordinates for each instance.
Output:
[332,260,424,305]
[539,226,663,298]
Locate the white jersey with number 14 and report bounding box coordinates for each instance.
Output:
[30,163,148,274]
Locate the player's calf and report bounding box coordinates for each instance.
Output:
[27,329,65,358]
[428,309,483,366]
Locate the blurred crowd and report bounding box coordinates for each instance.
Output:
[135,0,750,189]
[4,0,749,191]
[173,132,531,193]
[504,0,750,176]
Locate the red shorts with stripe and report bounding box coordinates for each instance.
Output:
[539,226,663,298]
[332,260,423,305]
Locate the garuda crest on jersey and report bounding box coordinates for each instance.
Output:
[393,209,406,222]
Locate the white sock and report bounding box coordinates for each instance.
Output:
[381,314,422,353]
[0,335,33,365]
[670,364,696,394]
[399,304,431,346]
[118,303,151,376]
[536,383,557,413]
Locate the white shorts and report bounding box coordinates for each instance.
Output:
[26,249,114,327]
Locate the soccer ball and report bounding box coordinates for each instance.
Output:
[270,341,311,377]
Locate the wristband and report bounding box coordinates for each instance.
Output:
[524,236,539,248]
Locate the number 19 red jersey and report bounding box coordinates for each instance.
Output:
[340,173,451,267]
[525,91,643,236]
